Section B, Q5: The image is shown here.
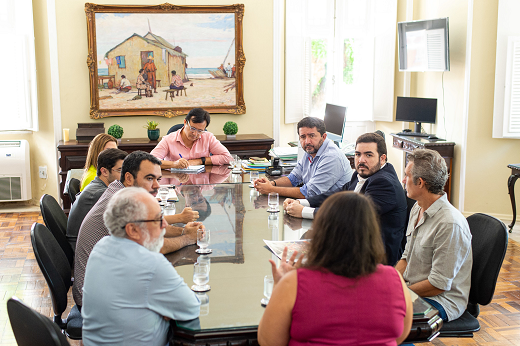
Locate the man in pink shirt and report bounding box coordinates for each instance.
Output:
[151,108,232,169]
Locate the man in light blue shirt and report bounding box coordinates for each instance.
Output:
[82,187,200,346]
[255,117,352,198]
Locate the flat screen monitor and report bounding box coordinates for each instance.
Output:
[396,96,437,133]
[398,17,450,72]
[324,104,346,143]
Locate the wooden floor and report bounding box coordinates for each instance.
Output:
[0,212,519,345]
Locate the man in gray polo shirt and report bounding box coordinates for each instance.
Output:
[396,149,472,322]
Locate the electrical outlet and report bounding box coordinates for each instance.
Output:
[39,166,47,179]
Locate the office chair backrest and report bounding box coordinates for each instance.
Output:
[467,213,508,305]
[31,223,72,319]
[40,194,67,236]
[7,297,70,346]
[167,123,184,135]
[39,194,74,266]
[68,178,81,204]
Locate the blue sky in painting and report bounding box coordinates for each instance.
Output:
[95,13,236,68]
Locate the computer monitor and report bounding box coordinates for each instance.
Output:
[396,96,437,133]
[324,103,347,144]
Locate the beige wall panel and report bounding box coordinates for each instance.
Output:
[464,0,518,218]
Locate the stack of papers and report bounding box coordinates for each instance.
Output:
[242,162,267,171]
[170,165,205,174]
[269,147,298,160]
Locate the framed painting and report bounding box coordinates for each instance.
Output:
[85,3,246,119]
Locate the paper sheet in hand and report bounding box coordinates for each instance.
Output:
[263,239,310,260]
[170,165,205,174]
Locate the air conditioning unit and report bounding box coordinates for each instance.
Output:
[0,140,31,202]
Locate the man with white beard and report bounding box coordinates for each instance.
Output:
[82,187,201,346]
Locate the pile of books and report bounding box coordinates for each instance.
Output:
[242,157,271,171]
[269,147,298,168]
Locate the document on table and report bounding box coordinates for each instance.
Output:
[170,165,205,174]
[263,239,310,261]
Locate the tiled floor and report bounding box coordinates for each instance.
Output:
[0,212,519,345]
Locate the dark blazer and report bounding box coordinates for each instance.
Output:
[307,163,407,265]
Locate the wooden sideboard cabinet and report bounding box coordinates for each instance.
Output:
[391,134,455,201]
[57,134,274,210]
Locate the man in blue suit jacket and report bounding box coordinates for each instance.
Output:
[284,132,407,265]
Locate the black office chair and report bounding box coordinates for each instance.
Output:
[374,130,385,140]
[31,223,82,340]
[7,296,70,346]
[438,213,508,337]
[167,123,184,135]
[39,194,75,265]
[67,178,80,205]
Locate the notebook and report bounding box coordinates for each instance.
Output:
[170,165,205,174]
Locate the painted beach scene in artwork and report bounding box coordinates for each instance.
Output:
[95,12,237,109]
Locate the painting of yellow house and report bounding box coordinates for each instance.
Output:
[104,31,187,88]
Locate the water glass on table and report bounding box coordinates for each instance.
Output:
[196,228,212,254]
[192,263,210,292]
[268,192,280,212]
[158,187,169,206]
[261,275,274,306]
[249,171,259,188]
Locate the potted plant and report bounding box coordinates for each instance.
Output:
[144,120,160,141]
[223,121,238,140]
[108,124,124,143]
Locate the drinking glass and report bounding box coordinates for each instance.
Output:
[268,192,280,212]
[196,292,210,316]
[192,263,210,292]
[197,255,211,273]
[158,187,169,205]
[229,155,236,169]
[196,228,212,254]
[249,171,259,188]
[261,275,274,306]
[232,154,242,173]
[163,203,176,216]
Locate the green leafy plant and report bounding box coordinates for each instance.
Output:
[143,120,159,130]
[223,121,238,135]
[108,124,124,139]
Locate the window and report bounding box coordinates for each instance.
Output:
[0,0,38,131]
[116,55,126,69]
[285,0,397,124]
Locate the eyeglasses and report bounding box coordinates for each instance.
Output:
[122,212,164,229]
[187,121,206,134]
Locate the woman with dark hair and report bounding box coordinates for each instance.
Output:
[258,191,413,346]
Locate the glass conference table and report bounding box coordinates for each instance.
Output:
[160,169,443,345]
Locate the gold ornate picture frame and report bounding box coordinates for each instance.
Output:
[85,3,246,119]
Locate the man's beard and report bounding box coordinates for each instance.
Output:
[142,228,166,253]
[356,161,381,178]
[304,138,324,155]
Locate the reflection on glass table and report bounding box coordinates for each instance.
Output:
[167,182,442,345]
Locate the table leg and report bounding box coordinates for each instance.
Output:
[507,173,520,233]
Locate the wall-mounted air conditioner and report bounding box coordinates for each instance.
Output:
[0,140,31,202]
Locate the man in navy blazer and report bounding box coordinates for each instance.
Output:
[284,132,407,265]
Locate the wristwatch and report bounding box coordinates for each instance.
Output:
[201,157,206,165]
